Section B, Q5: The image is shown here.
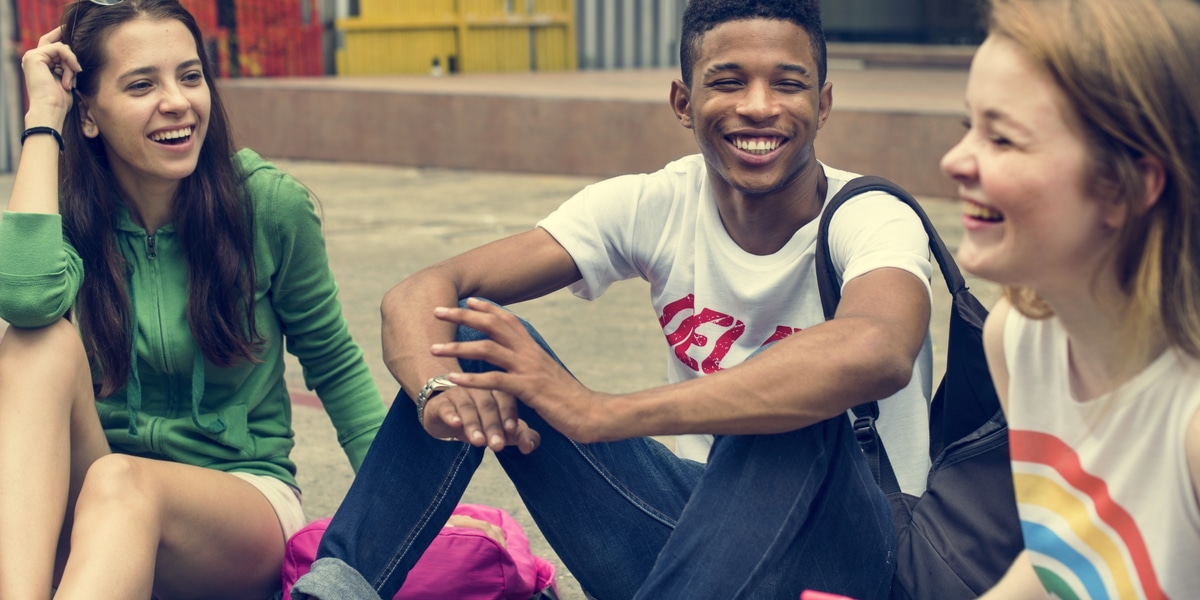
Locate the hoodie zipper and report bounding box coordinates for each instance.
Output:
[142,232,177,407]
[145,233,169,369]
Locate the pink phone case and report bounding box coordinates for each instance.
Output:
[800,592,856,600]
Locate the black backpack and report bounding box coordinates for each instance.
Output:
[814,176,1023,599]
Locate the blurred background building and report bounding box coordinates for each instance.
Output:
[1,0,984,173]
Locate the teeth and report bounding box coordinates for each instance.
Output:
[151,127,192,142]
[733,137,781,155]
[963,202,1004,222]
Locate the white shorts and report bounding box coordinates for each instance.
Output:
[230,472,307,540]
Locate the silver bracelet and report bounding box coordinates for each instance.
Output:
[415,374,456,425]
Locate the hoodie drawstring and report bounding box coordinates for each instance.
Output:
[122,237,225,437]
[190,350,224,434]
[126,273,142,436]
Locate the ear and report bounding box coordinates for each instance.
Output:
[79,98,100,139]
[1106,155,1167,228]
[1135,155,1167,213]
[670,79,693,130]
[816,81,833,130]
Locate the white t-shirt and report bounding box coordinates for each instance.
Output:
[1004,311,1200,599]
[537,154,933,495]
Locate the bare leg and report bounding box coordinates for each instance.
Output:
[55,451,287,599]
[0,320,109,600]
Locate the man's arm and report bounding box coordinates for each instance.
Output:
[381,228,582,451]
[435,265,930,443]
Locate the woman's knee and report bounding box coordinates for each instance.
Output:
[0,319,88,377]
[75,454,158,521]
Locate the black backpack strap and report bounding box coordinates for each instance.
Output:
[816,176,969,316]
[814,175,969,496]
[847,398,902,494]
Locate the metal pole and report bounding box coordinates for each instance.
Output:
[602,0,616,68]
[620,0,634,67]
[639,0,652,67]
[580,0,597,69]
[658,0,681,69]
[1,0,21,173]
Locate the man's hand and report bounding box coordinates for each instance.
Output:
[422,385,541,454]
[429,298,614,445]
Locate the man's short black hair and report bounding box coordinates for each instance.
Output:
[679,0,827,88]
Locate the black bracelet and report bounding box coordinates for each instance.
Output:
[21,126,65,152]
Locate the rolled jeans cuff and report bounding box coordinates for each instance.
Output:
[291,557,383,600]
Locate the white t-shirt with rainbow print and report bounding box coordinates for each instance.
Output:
[1004,311,1200,599]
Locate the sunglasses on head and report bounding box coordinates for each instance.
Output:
[70,0,125,45]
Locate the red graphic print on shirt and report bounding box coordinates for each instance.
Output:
[659,295,801,374]
[762,325,802,345]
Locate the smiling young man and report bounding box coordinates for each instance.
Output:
[291,1,933,599]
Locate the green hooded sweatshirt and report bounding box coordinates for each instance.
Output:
[0,149,385,488]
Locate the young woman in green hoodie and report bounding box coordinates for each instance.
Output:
[0,1,388,597]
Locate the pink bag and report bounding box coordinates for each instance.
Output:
[282,504,558,600]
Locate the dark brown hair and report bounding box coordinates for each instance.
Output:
[61,0,260,397]
[679,0,827,88]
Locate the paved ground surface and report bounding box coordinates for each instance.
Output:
[0,159,1000,599]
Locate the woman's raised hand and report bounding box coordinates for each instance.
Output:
[21,27,83,130]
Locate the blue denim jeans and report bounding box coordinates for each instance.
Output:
[291,307,895,600]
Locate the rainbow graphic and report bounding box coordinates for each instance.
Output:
[1009,430,1167,600]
